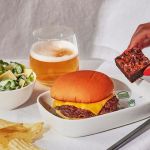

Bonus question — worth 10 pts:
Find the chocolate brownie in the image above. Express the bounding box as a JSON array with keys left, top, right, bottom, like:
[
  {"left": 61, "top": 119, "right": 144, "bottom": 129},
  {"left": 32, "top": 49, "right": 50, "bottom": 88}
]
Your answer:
[{"left": 115, "top": 49, "right": 150, "bottom": 82}]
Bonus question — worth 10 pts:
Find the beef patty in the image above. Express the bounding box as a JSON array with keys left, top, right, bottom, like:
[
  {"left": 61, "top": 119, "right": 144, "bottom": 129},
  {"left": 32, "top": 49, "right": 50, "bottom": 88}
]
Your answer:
[{"left": 55, "top": 96, "right": 118, "bottom": 119}]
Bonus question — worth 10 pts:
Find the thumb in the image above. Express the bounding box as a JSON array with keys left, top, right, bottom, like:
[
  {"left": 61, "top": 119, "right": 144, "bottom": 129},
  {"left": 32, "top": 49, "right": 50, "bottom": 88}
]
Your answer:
[{"left": 144, "top": 66, "right": 150, "bottom": 76}]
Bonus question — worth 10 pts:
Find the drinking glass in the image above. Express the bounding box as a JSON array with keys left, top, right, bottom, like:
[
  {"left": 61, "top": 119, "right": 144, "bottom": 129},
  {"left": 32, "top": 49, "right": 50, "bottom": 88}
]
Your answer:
[{"left": 30, "top": 25, "right": 79, "bottom": 86}]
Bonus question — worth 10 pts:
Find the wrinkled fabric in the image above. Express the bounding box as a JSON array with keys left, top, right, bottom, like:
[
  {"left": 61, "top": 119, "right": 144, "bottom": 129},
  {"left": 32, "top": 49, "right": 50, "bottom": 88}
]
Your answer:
[
  {"left": 0, "top": 0, "right": 150, "bottom": 60},
  {"left": 0, "top": 0, "right": 101, "bottom": 59}
]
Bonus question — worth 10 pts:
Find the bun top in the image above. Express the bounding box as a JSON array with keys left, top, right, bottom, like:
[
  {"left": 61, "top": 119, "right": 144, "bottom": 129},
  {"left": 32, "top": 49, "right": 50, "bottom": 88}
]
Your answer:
[{"left": 51, "top": 70, "right": 114, "bottom": 103}]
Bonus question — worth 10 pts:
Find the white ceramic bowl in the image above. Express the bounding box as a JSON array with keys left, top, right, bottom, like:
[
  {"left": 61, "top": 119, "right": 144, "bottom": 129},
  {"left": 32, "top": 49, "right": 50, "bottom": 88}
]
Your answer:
[
  {"left": 0, "top": 73, "right": 36, "bottom": 110},
  {"left": 37, "top": 75, "right": 150, "bottom": 137}
]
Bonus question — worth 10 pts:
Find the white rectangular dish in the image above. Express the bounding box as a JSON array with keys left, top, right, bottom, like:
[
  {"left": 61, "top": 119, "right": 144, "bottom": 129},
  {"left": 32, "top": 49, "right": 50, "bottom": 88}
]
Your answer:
[{"left": 37, "top": 75, "right": 150, "bottom": 137}]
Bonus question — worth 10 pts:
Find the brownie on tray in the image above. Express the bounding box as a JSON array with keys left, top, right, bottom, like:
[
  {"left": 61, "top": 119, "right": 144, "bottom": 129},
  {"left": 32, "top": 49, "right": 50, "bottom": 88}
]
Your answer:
[{"left": 115, "top": 49, "right": 150, "bottom": 82}]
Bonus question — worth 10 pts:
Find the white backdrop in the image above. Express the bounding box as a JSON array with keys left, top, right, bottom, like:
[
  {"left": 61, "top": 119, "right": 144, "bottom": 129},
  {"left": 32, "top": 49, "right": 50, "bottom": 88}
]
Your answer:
[
  {"left": 0, "top": 0, "right": 150, "bottom": 59},
  {"left": 0, "top": 1, "right": 150, "bottom": 150}
]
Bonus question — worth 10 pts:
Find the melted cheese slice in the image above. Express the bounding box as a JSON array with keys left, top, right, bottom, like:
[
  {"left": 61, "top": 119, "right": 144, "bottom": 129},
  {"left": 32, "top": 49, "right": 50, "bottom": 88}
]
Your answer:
[{"left": 53, "top": 94, "right": 114, "bottom": 115}]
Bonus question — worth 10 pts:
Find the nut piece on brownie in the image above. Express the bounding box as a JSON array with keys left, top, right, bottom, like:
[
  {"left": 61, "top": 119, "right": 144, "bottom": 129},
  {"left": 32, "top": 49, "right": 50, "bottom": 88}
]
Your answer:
[{"left": 115, "top": 49, "right": 150, "bottom": 82}]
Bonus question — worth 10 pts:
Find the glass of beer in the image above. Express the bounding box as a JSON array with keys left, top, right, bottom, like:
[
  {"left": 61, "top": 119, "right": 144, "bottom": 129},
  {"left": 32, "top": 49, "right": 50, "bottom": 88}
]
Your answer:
[{"left": 30, "top": 25, "right": 79, "bottom": 86}]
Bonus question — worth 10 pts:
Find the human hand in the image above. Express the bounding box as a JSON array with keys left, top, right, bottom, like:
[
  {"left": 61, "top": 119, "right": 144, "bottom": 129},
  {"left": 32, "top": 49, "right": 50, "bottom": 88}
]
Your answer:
[
  {"left": 128, "top": 23, "right": 150, "bottom": 50},
  {"left": 127, "top": 23, "right": 150, "bottom": 76}
]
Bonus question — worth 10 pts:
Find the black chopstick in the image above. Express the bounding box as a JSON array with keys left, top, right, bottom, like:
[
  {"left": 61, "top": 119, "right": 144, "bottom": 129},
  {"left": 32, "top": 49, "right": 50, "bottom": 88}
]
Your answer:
[{"left": 107, "top": 119, "right": 150, "bottom": 150}]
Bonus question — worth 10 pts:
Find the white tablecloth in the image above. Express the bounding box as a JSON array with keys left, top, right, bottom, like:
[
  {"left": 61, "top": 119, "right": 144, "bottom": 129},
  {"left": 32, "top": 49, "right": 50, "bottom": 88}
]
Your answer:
[{"left": 0, "top": 60, "right": 150, "bottom": 150}]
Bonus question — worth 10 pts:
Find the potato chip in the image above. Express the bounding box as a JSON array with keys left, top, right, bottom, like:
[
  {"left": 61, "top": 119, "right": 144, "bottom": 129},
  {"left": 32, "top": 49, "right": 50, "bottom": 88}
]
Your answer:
[
  {"left": 8, "top": 138, "right": 40, "bottom": 150},
  {"left": 0, "top": 124, "right": 27, "bottom": 132},
  {"left": 0, "top": 131, "right": 33, "bottom": 143},
  {"left": 0, "top": 136, "right": 9, "bottom": 148},
  {"left": 0, "top": 144, "right": 8, "bottom": 150},
  {"left": 0, "top": 119, "right": 44, "bottom": 149},
  {"left": 23, "top": 122, "right": 44, "bottom": 141},
  {"left": 0, "top": 119, "right": 16, "bottom": 129}
]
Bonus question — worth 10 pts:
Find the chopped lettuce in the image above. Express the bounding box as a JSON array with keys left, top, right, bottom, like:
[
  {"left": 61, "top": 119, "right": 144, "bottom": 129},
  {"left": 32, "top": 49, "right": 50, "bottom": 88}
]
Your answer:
[
  {"left": 10, "top": 62, "right": 25, "bottom": 74},
  {"left": 0, "top": 80, "right": 17, "bottom": 91},
  {"left": 0, "top": 60, "right": 34, "bottom": 91}
]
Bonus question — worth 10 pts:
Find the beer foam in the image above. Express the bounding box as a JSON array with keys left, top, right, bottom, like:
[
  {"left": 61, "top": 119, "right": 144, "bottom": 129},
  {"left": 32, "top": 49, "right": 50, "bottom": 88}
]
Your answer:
[{"left": 30, "top": 40, "right": 78, "bottom": 62}]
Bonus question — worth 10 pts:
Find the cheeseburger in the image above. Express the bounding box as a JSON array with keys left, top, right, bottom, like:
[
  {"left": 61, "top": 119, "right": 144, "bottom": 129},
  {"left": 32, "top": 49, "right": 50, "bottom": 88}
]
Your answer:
[{"left": 51, "top": 70, "right": 118, "bottom": 119}]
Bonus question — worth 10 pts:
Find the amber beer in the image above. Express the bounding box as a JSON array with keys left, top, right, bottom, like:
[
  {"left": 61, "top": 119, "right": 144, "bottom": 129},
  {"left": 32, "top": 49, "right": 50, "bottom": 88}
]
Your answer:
[{"left": 30, "top": 40, "right": 79, "bottom": 86}]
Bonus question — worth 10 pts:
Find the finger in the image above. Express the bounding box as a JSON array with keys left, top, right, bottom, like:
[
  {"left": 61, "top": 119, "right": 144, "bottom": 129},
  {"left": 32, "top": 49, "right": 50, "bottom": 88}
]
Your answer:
[
  {"left": 128, "top": 34, "right": 143, "bottom": 50},
  {"left": 132, "top": 23, "right": 150, "bottom": 38},
  {"left": 144, "top": 66, "right": 150, "bottom": 76},
  {"left": 128, "top": 23, "right": 150, "bottom": 49},
  {"left": 128, "top": 31, "right": 148, "bottom": 49},
  {"left": 133, "top": 34, "right": 150, "bottom": 49},
  {"left": 127, "top": 27, "right": 141, "bottom": 49},
  {"left": 128, "top": 37, "right": 144, "bottom": 50},
  {"left": 131, "top": 24, "right": 144, "bottom": 38},
  {"left": 140, "top": 38, "right": 150, "bottom": 49}
]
